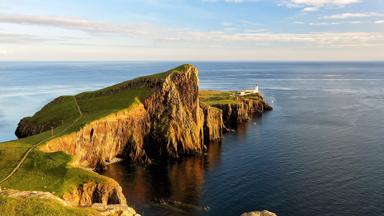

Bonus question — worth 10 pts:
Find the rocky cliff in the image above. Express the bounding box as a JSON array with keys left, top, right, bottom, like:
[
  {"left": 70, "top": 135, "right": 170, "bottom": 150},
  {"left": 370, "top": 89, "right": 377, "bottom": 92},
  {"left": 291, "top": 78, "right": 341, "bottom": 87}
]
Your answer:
[
  {"left": 17, "top": 64, "right": 271, "bottom": 170},
  {"left": 213, "top": 95, "right": 272, "bottom": 129}
]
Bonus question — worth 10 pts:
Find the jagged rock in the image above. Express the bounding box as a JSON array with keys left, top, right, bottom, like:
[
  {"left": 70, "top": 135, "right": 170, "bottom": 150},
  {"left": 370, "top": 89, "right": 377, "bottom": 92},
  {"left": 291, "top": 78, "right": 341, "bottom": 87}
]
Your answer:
[
  {"left": 143, "top": 65, "right": 205, "bottom": 158},
  {"left": 200, "top": 102, "right": 223, "bottom": 142},
  {"left": 241, "top": 210, "right": 277, "bottom": 216},
  {"left": 213, "top": 96, "right": 271, "bottom": 129}
]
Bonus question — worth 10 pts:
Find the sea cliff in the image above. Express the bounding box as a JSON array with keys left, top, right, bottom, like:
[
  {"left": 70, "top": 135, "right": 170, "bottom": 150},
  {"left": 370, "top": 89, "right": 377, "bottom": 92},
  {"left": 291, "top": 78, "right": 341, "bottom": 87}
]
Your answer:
[{"left": 16, "top": 64, "right": 271, "bottom": 170}]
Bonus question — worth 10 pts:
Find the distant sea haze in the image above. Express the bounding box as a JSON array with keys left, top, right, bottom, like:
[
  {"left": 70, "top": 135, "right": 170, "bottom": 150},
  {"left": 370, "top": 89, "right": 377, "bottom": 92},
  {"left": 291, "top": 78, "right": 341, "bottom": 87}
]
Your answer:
[{"left": 1, "top": 62, "right": 384, "bottom": 216}]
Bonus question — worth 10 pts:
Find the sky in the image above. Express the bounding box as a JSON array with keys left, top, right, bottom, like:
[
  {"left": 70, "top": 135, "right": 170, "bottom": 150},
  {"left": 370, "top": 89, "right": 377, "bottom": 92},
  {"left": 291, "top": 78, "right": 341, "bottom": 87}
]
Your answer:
[{"left": 0, "top": 0, "right": 383, "bottom": 61}]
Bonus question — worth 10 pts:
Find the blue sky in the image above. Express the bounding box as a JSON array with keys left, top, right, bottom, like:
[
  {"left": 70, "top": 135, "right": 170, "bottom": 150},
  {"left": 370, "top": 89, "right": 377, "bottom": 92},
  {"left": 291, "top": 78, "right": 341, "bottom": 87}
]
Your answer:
[{"left": 0, "top": 0, "right": 383, "bottom": 61}]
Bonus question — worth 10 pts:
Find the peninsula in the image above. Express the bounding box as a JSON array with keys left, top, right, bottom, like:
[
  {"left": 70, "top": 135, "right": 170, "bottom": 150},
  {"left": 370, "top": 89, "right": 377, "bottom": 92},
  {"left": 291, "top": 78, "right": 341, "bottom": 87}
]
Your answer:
[{"left": 0, "top": 64, "right": 271, "bottom": 215}]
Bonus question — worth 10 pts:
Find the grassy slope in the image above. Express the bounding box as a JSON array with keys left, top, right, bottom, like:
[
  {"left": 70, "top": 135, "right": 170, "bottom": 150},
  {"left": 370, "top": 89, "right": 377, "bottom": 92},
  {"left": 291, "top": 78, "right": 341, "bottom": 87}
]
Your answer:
[
  {"left": 0, "top": 66, "right": 177, "bottom": 202},
  {"left": 199, "top": 90, "right": 264, "bottom": 106},
  {"left": 199, "top": 90, "right": 239, "bottom": 105},
  {"left": 0, "top": 195, "right": 101, "bottom": 216}
]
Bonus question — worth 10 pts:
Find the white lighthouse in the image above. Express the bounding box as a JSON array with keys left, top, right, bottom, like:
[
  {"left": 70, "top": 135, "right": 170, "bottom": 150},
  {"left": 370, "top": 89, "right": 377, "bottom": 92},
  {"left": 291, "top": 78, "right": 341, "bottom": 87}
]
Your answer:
[
  {"left": 253, "top": 84, "right": 259, "bottom": 94},
  {"left": 239, "top": 84, "right": 260, "bottom": 96}
]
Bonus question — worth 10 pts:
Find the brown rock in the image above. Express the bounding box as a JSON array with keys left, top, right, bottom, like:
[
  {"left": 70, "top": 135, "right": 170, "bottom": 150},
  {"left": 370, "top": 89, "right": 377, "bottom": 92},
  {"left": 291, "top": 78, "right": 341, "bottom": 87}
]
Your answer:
[
  {"left": 241, "top": 210, "right": 277, "bottom": 216},
  {"left": 63, "top": 179, "right": 126, "bottom": 207}
]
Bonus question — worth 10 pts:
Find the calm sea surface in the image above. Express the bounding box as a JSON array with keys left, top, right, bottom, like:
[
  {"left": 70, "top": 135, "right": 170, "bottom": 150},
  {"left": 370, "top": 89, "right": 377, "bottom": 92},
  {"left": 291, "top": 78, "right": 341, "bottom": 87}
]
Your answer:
[{"left": 1, "top": 62, "right": 384, "bottom": 216}]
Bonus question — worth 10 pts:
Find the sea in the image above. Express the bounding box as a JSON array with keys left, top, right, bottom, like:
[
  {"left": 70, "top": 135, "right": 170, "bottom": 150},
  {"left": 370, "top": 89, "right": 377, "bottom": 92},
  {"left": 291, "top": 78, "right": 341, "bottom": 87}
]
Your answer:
[{"left": 1, "top": 62, "right": 383, "bottom": 216}]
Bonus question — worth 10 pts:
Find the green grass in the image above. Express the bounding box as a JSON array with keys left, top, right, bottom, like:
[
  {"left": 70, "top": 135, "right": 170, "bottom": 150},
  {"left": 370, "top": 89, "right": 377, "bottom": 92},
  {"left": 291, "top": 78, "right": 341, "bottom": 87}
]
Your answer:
[
  {"left": 0, "top": 195, "right": 101, "bottom": 216},
  {"left": 199, "top": 90, "right": 240, "bottom": 105},
  {"left": 72, "top": 88, "right": 151, "bottom": 132},
  {"left": 0, "top": 141, "right": 31, "bottom": 180},
  {"left": 199, "top": 90, "right": 264, "bottom": 106},
  {"left": 1, "top": 150, "right": 104, "bottom": 196},
  {"left": 24, "top": 96, "right": 80, "bottom": 126}
]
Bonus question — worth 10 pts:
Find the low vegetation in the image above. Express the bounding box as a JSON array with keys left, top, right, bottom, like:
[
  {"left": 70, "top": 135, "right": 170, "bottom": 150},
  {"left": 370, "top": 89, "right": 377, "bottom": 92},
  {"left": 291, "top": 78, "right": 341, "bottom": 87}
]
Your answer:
[
  {"left": 0, "top": 195, "right": 100, "bottom": 216},
  {"left": 199, "top": 90, "right": 239, "bottom": 105}
]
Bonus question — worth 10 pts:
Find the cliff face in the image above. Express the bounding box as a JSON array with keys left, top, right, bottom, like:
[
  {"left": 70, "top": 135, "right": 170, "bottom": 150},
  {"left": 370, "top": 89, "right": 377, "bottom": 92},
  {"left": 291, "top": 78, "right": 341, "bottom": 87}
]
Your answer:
[
  {"left": 200, "top": 102, "right": 223, "bottom": 142},
  {"left": 23, "top": 64, "right": 270, "bottom": 169},
  {"left": 43, "top": 104, "right": 150, "bottom": 168},
  {"left": 214, "top": 97, "right": 272, "bottom": 129},
  {"left": 143, "top": 66, "right": 205, "bottom": 158},
  {"left": 42, "top": 65, "right": 208, "bottom": 168}
]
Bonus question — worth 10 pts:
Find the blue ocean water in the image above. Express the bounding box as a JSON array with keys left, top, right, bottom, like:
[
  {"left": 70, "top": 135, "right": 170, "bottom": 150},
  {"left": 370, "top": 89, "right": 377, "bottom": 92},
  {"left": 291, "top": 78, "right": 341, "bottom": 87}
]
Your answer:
[{"left": 1, "top": 62, "right": 384, "bottom": 216}]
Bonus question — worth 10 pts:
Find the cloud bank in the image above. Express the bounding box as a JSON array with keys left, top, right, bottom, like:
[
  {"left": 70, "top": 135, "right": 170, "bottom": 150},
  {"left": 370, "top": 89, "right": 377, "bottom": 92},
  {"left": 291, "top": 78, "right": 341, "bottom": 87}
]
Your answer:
[
  {"left": 284, "top": 0, "right": 360, "bottom": 12},
  {"left": 1, "top": 13, "right": 384, "bottom": 48},
  {"left": 323, "top": 12, "right": 384, "bottom": 20}
]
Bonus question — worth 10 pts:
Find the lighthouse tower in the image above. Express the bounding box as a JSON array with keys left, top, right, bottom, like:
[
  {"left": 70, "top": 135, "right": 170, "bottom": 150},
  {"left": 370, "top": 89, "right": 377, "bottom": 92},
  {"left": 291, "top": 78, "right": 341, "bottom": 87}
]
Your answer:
[{"left": 253, "top": 84, "right": 259, "bottom": 93}]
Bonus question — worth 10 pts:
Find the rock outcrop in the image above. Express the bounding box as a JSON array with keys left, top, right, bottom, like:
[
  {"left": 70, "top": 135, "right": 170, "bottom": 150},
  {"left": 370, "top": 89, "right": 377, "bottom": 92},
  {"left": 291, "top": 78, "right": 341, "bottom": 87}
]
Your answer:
[
  {"left": 143, "top": 65, "right": 205, "bottom": 158},
  {"left": 213, "top": 96, "right": 272, "bottom": 129},
  {"left": 62, "top": 179, "right": 126, "bottom": 207},
  {"left": 0, "top": 188, "right": 140, "bottom": 216},
  {"left": 19, "top": 64, "right": 270, "bottom": 169},
  {"left": 15, "top": 97, "right": 68, "bottom": 138},
  {"left": 241, "top": 210, "right": 277, "bottom": 216},
  {"left": 200, "top": 102, "right": 224, "bottom": 141}
]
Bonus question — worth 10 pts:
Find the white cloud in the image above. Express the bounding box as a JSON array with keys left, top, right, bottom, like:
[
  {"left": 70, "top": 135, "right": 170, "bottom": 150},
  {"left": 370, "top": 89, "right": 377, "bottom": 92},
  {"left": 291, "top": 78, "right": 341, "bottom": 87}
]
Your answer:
[
  {"left": 324, "top": 12, "right": 384, "bottom": 19},
  {"left": 283, "top": 0, "right": 360, "bottom": 12},
  {"left": 1, "top": 13, "right": 384, "bottom": 50},
  {"left": 0, "top": 13, "right": 153, "bottom": 36},
  {"left": 0, "top": 32, "right": 47, "bottom": 43},
  {"left": 303, "top": 7, "right": 319, "bottom": 12},
  {"left": 309, "top": 22, "right": 340, "bottom": 26},
  {"left": 375, "top": 20, "right": 384, "bottom": 24}
]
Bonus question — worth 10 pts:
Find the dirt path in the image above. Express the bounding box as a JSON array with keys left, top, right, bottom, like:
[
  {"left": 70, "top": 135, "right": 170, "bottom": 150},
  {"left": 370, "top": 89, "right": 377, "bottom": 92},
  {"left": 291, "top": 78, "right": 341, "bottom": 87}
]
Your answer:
[{"left": 0, "top": 96, "right": 82, "bottom": 185}]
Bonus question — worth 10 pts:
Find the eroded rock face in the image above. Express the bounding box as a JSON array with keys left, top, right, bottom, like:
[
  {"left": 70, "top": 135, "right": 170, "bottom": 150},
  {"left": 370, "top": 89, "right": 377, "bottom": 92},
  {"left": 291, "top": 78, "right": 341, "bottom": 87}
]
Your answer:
[
  {"left": 214, "top": 96, "right": 272, "bottom": 129},
  {"left": 143, "top": 65, "right": 205, "bottom": 158},
  {"left": 43, "top": 104, "right": 150, "bottom": 168},
  {"left": 62, "top": 179, "right": 126, "bottom": 206},
  {"left": 200, "top": 102, "right": 224, "bottom": 142}
]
